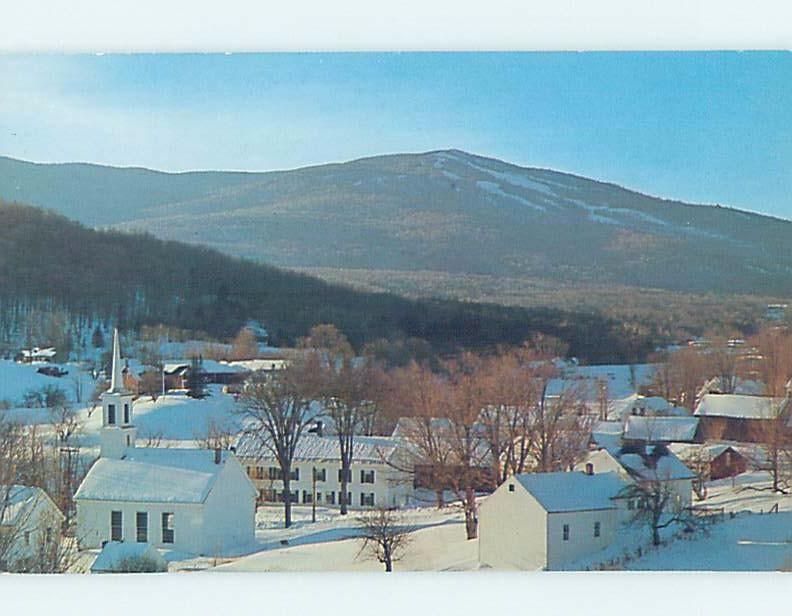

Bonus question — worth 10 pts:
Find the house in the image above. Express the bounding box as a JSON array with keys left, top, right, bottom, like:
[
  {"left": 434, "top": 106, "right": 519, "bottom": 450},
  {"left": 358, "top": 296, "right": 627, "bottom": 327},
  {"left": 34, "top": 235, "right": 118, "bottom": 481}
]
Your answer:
[
  {"left": 0, "top": 484, "right": 65, "bottom": 570},
  {"left": 234, "top": 431, "right": 413, "bottom": 509},
  {"left": 90, "top": 540, "right": 168, "bottom": 573},
  {"left": 576, "top": 444, "right": 694, "bottom": 510},
  {"left": 694, "top": 393, "right": 787, "bottom": 442},
  {"left": 669, "top": 443, "right": 749, "bottom": 481},
  {"left": 17, "top": 346, "right": 57, "bottom": 363},
  {"left": 622, "top": 415, "right": 701, "bottom": 445},
  {"left": 74, "top": 331, "right": 257, "bottom": 557},
  {"left": 478, "top": 470, "right": 630, "bottom": 570},
  {"left": 162, "top": 359, "right": 250, "bottom": 390}
]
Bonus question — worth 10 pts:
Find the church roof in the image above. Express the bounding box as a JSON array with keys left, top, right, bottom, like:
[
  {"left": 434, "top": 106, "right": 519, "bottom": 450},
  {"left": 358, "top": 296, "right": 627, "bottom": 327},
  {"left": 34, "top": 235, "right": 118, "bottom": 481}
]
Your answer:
[{"left": 75, "top": 448, "right": 233, "bottom": 504}]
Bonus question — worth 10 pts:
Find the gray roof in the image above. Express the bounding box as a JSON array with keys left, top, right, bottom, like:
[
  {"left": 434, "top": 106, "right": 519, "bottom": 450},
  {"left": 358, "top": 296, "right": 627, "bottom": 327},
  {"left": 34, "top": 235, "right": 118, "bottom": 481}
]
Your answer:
[
  {"left": 234, "top": 432, "right": 398, "bottom": 464},
  {"left": 75, "top": 448, "right": 235, "bottom": 504},
  {"left": 615, "top": 445, "right": 695, "bottom": 481},
  {"left": 623, "top": 416, "right": 700, "bottom": 443},
  {"left": 695, "top": 394, "right": 784, "bottom": 419},
  {"left": 513, "top": 471, "right": 629, "bottom": 513}
]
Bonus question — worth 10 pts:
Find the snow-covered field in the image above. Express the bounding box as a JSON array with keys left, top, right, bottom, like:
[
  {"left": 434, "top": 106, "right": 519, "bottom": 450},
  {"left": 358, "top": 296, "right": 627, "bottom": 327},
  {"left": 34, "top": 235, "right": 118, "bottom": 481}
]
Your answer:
[{"left": 207, "top": 504, "right": 478, "bottom": 573}]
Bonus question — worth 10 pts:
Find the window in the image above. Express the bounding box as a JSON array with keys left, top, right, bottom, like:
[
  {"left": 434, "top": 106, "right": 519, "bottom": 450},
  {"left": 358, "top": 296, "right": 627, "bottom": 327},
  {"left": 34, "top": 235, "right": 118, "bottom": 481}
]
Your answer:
[
  {"left": 136, "top": 512, "right": 148, "bottom": 543},
  {"left": 126, "top": 435, "right": 131, "bottom": 447},
  {"left": 123, "top": 404, "right": 130, "bottom": 424},
  {"left": 268, "top": 467, "right": 281, "bottom": 480},
  {"left": 255, "top": 466, "right": 265, "bottom": 480},
  {"left": 326, "top": 491, "right": 336, "bottom": 505},
  {"left": 316, "top": 492, "right": 322, "bottom": 503},
  {"left": 24, "top": 531, "right": 30, "bottom": 546},
  {"left": 338, "top": 468, "right": 352, "bottom": 483},
  {"left": 361, "top": 493, "right": 375, "bottom": 507},
  {"left": 627, "top": 499, "right": 635, "bottom": 511},
  {"left": 291, "top": 491, "right": 299, "bottom": 503},
  {"left": 162, "top": 513, "right": 174, "bottom": 544},
  {"left": 291, "top": 468, "right": 300, "bottom": 481},
  {"left": 360, "top": 470, "right": 375, "bottom": 484},
  {"left": 107, "top": 404, "right": 116, "bottom": 425},
  {"left": 246, "top": 466, "right": 253, "bottom": 477},
  {"left": 303, "top": 490, "right": 313, "bottom": 504},
  {"left": 508, "top": 484, "right": 515, "bottom": 492},
  {"left": 594, "top": 522, "right": 601, "bottom": 538},
  {"left": 562, "top": 524, "right": 570, "bottom": 541},
  {"left": 111, "top": 511, "right": 123, "bottom": 542},
  {"left": 338, "top": 491, "right": 352, "bottom": 506},
  {"left": 45, "top": 527, "right": 52, "bottom": 544},
  {"left": 314, "top": 468, "right": 327, "bottom": 482}
]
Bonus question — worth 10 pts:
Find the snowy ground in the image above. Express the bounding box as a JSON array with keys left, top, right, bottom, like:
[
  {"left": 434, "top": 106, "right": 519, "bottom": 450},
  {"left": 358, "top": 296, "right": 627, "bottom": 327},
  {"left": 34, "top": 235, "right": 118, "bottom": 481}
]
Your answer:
[{"left": 207, "top": 504, "right": 478, "bottom": 573}]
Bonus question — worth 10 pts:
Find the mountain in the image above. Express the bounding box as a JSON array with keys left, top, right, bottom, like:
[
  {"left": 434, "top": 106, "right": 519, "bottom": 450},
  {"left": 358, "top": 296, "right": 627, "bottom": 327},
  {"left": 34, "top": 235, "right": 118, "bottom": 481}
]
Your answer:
[
  {"left": 0, "top": 203, "right": 654, "bottom": 363},
  {"left": 2, "top": 150, "right": 791, "bottom": 301}
]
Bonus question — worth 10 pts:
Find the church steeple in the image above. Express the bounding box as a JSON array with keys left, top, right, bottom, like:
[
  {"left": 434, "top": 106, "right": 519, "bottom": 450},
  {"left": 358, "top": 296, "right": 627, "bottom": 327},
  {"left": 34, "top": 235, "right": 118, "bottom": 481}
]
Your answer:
[
  {"left": 100, "top": 328, "right": 137, "bottom": 459},
  {"left": 108, "top": 328, "right": 127, "bottom": 394}
]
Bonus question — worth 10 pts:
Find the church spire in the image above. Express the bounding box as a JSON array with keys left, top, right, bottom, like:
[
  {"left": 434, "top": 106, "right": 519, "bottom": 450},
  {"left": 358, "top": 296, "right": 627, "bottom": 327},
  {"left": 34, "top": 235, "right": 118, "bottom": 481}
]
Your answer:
[{"left": 109, "top": 328, "right": 126, "bottom": 393}]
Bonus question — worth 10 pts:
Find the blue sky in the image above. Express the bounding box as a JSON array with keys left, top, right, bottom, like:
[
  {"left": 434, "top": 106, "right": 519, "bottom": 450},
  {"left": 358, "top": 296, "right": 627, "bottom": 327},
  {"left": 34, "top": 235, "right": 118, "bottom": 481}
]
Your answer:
[{"left": 1, "top": 52, "right": 790, "bottom": 218}]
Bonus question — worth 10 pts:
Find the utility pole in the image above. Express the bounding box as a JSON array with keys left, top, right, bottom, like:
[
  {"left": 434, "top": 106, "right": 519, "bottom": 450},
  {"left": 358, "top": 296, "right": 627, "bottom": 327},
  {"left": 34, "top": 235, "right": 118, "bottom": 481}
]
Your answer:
[{"left": 312, "top": 466, "right": 317, "bottom": 523}]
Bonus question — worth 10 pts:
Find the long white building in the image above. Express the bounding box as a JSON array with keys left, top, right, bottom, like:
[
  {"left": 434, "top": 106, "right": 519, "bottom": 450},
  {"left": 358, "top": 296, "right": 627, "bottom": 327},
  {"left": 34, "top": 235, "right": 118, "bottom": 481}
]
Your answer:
[{"left": 234, "top": 431, "right": 413, "bottom": 509}]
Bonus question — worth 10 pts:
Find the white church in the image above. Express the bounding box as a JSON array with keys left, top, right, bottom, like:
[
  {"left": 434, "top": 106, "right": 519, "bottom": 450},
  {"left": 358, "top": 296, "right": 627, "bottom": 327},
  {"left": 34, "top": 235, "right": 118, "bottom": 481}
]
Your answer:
[{"left": 74, "top": 331, "right": 257, "bottom": 557}]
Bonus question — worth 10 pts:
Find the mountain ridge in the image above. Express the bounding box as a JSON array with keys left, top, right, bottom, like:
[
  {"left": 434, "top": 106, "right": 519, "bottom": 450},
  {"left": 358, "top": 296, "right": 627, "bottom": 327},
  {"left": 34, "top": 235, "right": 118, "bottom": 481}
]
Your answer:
[{"left": 2, "top": 149, "right": 792, "bottom": 298}]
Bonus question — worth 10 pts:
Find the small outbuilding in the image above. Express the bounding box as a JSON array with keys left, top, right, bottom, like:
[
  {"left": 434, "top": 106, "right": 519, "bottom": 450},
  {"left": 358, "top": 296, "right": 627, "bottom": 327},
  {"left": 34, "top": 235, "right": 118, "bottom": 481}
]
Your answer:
[{"left": 479, "top": 471, "right": 629, "bottom": 570}]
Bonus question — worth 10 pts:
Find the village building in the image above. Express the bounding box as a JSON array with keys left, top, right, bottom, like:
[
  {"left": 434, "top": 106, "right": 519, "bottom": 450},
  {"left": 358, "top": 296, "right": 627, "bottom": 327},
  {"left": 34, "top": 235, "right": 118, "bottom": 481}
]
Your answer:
[
  {"left": 694, "top": 393, "right": 787, "bottom": 442},
  {"left": 669, "top": 443, "right": 750, "bottom": 481},
  {"left": 576, "top": 444, "right": 694, "bottom": 510},
  {"left": 74, "top": 331, "right": 257, "bottom": 556},
  {"left": 162, "top": 359, "right": 250, "bottom": 390},
  {"left": 622, "top": 415, "right": 701, "bottom": 445},
  {"left": 0, "top": 485, "right": 65, "bottom": 570},
  {"left": 234, "top": 431, "right": 413, "bottom": 509},
  {"left": 17, "top": 346, "right": 57, "bottom": 363},
  {"left": 479, "top": 470, "right": 630, "bottom": 570}
]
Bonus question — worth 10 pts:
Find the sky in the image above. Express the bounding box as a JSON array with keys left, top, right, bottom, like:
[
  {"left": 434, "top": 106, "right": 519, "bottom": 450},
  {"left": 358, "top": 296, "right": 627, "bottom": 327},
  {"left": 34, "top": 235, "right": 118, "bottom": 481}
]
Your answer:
[{"left": 1, "top": 52, "right": 790, "bottom": 218}]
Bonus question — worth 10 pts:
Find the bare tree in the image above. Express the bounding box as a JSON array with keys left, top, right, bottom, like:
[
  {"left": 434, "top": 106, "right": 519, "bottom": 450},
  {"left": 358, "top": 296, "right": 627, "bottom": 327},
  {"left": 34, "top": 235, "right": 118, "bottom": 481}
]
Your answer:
[
  {"left": 442, "top": 353, "right": 490, "bottom": 540},
  {"left": 754, "top": 402, "right": 792, "bottom": 494},
  {"left": 620, "top": 476, "right": 705, "bottom": 546},
  {"left": 356, "top": 508, "right": 414, "bottom": 572},
  {"left": 651, "top": 346, "right": 710, "bottom": 410},
  {"left": 237, "top": 356, "right": 321, "bottom": 527},
  {"left": 196, "top": 420, "right": 236, "bottom": 451},
  {"left": 679, "top": 447, "right": 712, "bottom": 501},
  {"left": 231, "top": 327, "right": 260, "bottom": 360},
  {"left": 530, "top": 379, "right": 591, "bottom": 473},
  {"left": 386, "top": 363, "right": 455, "bottom": 508}
]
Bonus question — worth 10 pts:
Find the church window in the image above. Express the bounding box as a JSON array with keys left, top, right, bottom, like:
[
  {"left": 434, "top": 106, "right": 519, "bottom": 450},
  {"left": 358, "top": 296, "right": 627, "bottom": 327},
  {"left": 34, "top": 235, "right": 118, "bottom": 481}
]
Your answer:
[
  {"left": 136, "top": 511, "right": 148, "bottom": 543},
  {"left": 108, "top": 404, "right": 116, "bottom": 425},
  {"left": 111, "top": 511, "right": 123, "bottom": 541},
  {"left": 162, "top": 513, "right": 174, "bottom": 544},
  {"left": 123, "top": 404, "right": 130, "bottom": 424}
]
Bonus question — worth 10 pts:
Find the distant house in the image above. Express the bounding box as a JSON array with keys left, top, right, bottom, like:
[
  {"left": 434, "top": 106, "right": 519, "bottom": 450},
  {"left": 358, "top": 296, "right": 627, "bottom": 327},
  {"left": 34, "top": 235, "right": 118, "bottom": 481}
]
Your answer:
[
  {"left": 17, "top": 347, "right": 57, "bottom": 363},
  {"left": 162, "top": 359, "right": 250, "bottom": 390},
  {"left": 479, "top": 470, "right": 630, "bottom": 570},
  {"left": 576, "top": 444, "right": 694, "bottom": 510},
  {"left": 670, "top": 443, "right": 749, "bottom": 481},
  {"left": 766, "top": 304, "right": 788, "bottom": 321},
  {"left": 622, "top": 415, "right": 701, "bottom": 445},
  {"left": 234, "top": 431, "right": 413, "bottom": 509},
  {"left": 75, "top": 331, "right": 257, "bottom": 557},
  {"left": 0, "top": 485, "right": 65, "bottom": 570},
  {"left": 694, "top": 394, "right": 787, "bottom": 442}
]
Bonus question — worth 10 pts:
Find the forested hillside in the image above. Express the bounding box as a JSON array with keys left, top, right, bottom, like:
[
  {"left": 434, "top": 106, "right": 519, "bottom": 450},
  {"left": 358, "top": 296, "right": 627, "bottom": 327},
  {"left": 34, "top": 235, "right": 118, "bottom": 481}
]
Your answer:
[{"left": 0, "top": 202, "right": 659, "bottom": 362}]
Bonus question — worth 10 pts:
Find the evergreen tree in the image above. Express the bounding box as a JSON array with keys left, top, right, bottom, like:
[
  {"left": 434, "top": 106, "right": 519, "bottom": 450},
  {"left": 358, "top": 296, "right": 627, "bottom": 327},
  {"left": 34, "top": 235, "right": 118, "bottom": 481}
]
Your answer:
[
  {"left": 91, "top": 326, "right": 105, "bottom": 349},
  {"left": 186, "top": 355, "right": 206, "bottom": 399}
]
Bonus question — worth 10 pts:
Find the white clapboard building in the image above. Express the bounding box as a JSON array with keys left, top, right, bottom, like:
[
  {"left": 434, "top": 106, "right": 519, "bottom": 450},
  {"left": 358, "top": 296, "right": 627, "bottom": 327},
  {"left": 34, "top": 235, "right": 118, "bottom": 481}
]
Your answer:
[
  {"left": 75, "top": 331, "right": 257, "bottom": 557},
  {"left": 479, "top": 470, "right": 630, "bottom": 570},
  {"left": 235, "top": 430, "right": 413, "bottom": 509}
]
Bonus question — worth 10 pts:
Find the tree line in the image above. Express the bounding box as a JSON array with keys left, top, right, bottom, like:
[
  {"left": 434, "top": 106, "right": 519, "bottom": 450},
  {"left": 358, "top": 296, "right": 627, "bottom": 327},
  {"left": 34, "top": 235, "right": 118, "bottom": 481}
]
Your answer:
[{"left": 0, "top": 201, "right": 661, "bottom": 363}]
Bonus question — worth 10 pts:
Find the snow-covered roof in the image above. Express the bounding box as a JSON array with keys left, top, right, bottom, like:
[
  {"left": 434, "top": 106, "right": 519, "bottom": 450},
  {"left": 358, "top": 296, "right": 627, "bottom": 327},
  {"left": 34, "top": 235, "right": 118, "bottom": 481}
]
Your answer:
[
  {"left": 590, "top": 420, "right": 623, "bottom": 450},
  {"left": 234, "top": 432, "right": 399, "bottom": 464},
  {"left": 694, "top": 394, "right": 783, "bottom": 420},
  {"left": 615, "top": 445, "right": 695, "bottom": 481},
  {"left": 0, "top": 485, "right": 59, "bottom": 526},
  {"left": 163, "top": 360, "right": 249, "bottom": 375},
  {"left": 668, "top": 442, "right": 744, "bottom": 461},
  {"left": 20, "top": 347, "right": 57, "bottom": 359},
  {"left": 228, "top": 359, "right": 289, "bottom": 372},
  {"left": 513, "top": 471, "right": 629, "bottom": 513},
  {"left": 623, "top": 416, "right": 700, "bottom": 443},
  {"left": 91, "top": 541, "right": 167, "bottom": 573},
  {"left": 75, "top": 448, "right": 233, "bottom": 504}
]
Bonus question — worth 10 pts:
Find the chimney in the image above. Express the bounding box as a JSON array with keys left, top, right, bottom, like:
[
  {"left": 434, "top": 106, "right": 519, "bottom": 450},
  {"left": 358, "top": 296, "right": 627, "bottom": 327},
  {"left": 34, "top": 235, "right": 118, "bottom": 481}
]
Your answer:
[
  {"left": 214, "top": 448, "right": 222, "bottom": 465},
  {"left": 316, "top": 420, "right": 324, "bottom": 438},
  {"left": 585, "top": 462, "right": 594, "bottom": 476}
]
